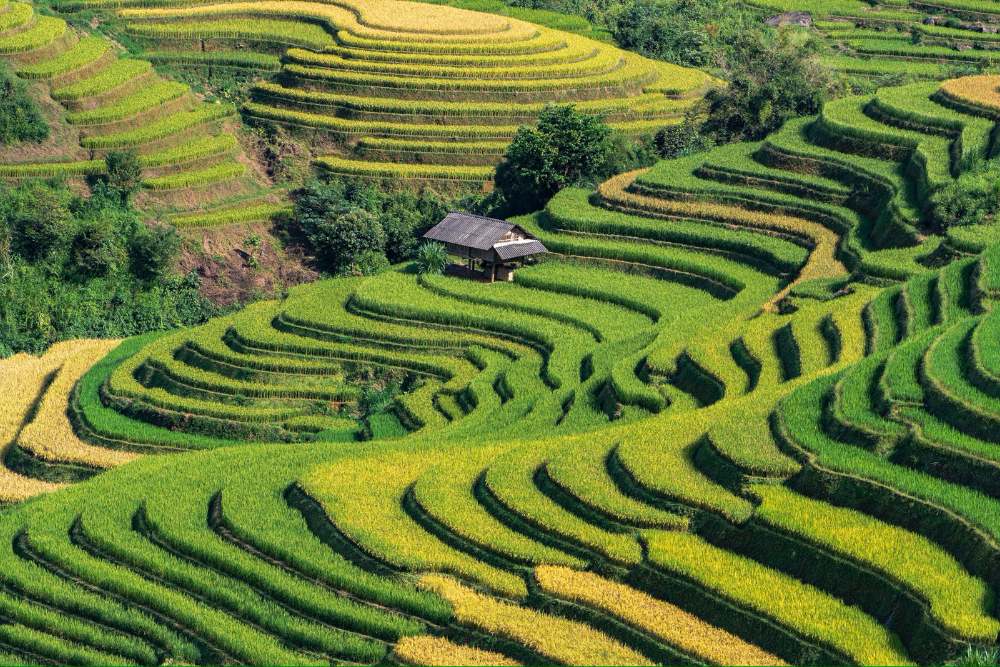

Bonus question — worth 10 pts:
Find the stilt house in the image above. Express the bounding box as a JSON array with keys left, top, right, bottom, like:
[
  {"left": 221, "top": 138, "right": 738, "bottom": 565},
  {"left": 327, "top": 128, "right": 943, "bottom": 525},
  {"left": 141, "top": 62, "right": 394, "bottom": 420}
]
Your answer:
[{"left": 423, "top": 212, "right": 548, "bottom": 282}]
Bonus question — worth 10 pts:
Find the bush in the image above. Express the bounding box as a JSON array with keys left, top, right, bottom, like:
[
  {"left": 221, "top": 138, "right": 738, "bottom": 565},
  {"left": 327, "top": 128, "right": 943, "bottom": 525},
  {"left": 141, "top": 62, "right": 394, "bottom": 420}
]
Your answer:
[
  {"left": 654, "top": 112, "right": 713, "bottom": 159},
  {"left": 0, "top": 65, "right": 48, "bottom": 145},
  {"left": 416, "top": 242, "right": 448, "bottom": 275},
  {"left": 301, "top": 206, "right": 387, "bottom": 274},
  {"left": 610, "top": 0, "right": 757, "bottom": 67},
  {"left": 8, "top": 182, "right": 71, "bottom": 261},
  {"left": 130, "top": 224, "right": 180, "bottom": 283},
  {"left": 703, "top": 30, "right": 837, "bottom": 143},
  {"left": 494, "top": 105, "right": 617, "bottom": 214},
  {"left": 286, "top": 178, "right": 450, "bottom": 271},
  {"left": 0, "top": 181, "right": 215, "bottom": 355},
  {"left": 930, "top": 160, "right": 1000, "bottom": 231},
  {"left": 104, "top": 150, "right": 143, "bottom": 203},
  {"left": 68, "top": 218, "right": 123, "bottom": 281},
  {"left": 347, "top": 249, "right": 391, "bottom": 276}
]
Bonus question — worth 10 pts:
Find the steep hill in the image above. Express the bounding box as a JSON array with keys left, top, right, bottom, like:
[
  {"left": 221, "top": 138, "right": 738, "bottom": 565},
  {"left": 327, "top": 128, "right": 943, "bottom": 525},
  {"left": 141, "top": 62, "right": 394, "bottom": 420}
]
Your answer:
[
  {"left": 0, "top": 1, "right": 274, "bottom": 217},
  {"left": 0, "top": 74, "right": 998, "bottom": 665}
]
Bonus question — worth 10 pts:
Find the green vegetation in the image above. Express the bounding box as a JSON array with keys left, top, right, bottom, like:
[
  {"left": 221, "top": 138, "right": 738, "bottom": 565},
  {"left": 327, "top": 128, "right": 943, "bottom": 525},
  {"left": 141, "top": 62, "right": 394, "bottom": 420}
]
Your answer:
[
  {"left": 0, "top": 180, "right": 215, "bottom": 355},
  {"left": 0, "top": 63, "right": 47, "bottom": 143},
  {"left": 3, "top": 0, "right": 1000, "bottom": 665}
]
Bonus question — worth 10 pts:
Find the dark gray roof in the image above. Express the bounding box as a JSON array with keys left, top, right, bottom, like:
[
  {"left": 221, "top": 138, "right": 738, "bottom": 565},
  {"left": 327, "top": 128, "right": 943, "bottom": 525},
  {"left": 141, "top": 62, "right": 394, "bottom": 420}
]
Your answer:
[
  {"left": 494, "top": 239, "right": 547, "bottom": 260},
  {"left": 423, "top": 212, "right": 514, "bottom": 250}
]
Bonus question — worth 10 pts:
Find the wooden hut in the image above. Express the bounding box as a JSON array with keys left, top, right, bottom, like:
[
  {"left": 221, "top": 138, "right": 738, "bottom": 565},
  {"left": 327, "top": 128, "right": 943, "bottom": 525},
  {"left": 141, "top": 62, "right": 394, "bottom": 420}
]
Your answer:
[{"left": 423, "top": 212, "right": 548, "bottom": 282}]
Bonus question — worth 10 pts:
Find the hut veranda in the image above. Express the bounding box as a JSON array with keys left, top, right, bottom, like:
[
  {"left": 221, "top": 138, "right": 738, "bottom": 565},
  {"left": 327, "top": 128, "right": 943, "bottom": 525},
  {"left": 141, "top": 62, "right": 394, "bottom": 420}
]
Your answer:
[{"left": 423, "top": 212, "right": 548, "bottom": 282}]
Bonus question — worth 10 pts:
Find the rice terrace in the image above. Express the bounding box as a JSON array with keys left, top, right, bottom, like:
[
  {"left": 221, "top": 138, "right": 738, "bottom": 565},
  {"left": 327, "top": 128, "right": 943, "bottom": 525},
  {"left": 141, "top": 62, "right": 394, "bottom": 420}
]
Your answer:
[{"left": 3, "top": 0, "right": 1000, "bottom": 663}]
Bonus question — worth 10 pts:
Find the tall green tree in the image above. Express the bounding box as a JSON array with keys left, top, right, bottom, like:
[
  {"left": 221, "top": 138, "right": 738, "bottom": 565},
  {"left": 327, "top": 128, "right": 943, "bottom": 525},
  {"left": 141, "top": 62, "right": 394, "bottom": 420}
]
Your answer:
[
  {"left": 494, "top": 105, "right": 616, "bottom": 214},
  {"left": 703, "top": 30, "right": 837, "bottom": 143}
]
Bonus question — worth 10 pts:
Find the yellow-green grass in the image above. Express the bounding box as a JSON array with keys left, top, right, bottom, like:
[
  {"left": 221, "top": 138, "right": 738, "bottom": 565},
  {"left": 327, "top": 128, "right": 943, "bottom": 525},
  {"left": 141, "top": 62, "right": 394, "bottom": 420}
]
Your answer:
[
  {"left": 16, "top": 340, "right": 137, "bottom": 471},
  {"left": 66, "top": 80, "right": 188, "bottom": 125},
  {"left": 0, "top": 2, "right": 32, "bottom": 32},
  {"left": 142, "top": 161, "right": 245, "bottom": 190},
  {"left": 14, "top": 35, "right": 107, "bottom": 78},
  {"left": 393, "top": 636, "right": 521, "bottom": 666},
  {"left": 750, "top": 484, "right": 1000, "bottom": 643},
  {"left": 534, "top": 566, "right": 786, "bottom": 666},
  {"left": 51, "top": 58, "right": 152, "bottom": 102},
  {"left": 315, "top": 156, "right": 493, "bottom": 181},
  {"left": 645, "top": 531, "right": 913, "bottom": 665},
  {"left": 419, "top": 574, "right": 653, "bottom": 665},
  {"left": 0, "top": 14, "right": 64, "bottom": 54}
]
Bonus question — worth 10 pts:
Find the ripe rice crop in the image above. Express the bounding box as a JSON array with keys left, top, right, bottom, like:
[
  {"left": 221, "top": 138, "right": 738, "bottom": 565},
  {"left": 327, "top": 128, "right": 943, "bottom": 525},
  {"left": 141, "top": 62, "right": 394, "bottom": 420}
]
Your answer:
[
  {"left": 418, "top": 574, "right": 653, "bottom": 665},
  {"left": 315, "top": 156, "right": 493, "bottom": 181},
  {"left": 534, "top": 565, "right": 786, "bottom": 665},
  {"left": 751, "top": 484, "right": 1000, "bottom": 642},
  {"left": 81, "top": 104, "right": 234, "bottom": 149},
  {"left": 142, "top": 161, "right": 245, "bottom": 190},
  {"left": 392, "top": 636, "right": 521, "bottom": 666},
  {"left": 0, "top": 2, "right": 32, "bottom": 32},
  {"left": 66, "top": 80, "right": 188, "bottom": 125},
  {"left": 14, "top": 35, "right": 107, "bottom": 78},
  {"left": 169, "top": 201, "right": 291, "bottom": 228},
  {"left": 937, "top": 75, "right": 1000, "bottom": 116},
  {"left": 127, "top": 18, "right": 335, "bottom": 51},
  {"left": 51, "top": 58, "right": 152, "bottom": 101},
  {"left": 0, "top": 14, "right": 64, "bottom": 54},
  {"left": 645, "top": 531, "right": 912, "bottom": 665},
  {"left": 144, "top": 49, "right": 280, "bottom": 70},
  {"left": 17, "top": 340, "right": 138, "bottom": 470}
]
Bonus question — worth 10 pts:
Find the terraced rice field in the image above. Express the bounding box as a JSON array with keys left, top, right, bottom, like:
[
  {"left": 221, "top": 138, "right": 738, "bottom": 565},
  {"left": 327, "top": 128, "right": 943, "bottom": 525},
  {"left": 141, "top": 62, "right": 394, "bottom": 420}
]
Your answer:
[
  {"left": 34, "top": 0, "right": 717, "bottom": 183},
  {"left": 0, "top": 1, "right": 260, "bottom": 212},
  {"left": 0, "top": 69, "right": 998, "bottom": 665},
  {"left": 747, "top": 0, "right": 1000, "bottom": 81}
]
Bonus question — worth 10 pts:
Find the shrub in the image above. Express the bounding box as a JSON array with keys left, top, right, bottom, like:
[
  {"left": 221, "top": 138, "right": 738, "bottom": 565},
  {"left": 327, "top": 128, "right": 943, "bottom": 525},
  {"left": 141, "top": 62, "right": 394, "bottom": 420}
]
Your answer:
[
  {"left": 287, "top": 178, "right": 449, "bottom": 269},
  {"left": 415, "top": 241, "right": 448, "bottom": 275},
  {"left": 301, "top": 206, "right": 387, "bottom": 274},
  {"left": 610, "top": 0, "right": 757, "bottom": 67},
  {"left": 654, "top": 111, "right": 713, "bottom": 158},
  {"left": 494, "top": 105, "right": 616, "bottom": 214},
  {"left": 68, "top": 217, "right": 124, "bottom": 281},
  {"left": 129, "top": 224, "right": 179, "bottom": 283},
  {"left": 104, "top": 150, "right": 143, "bottom": 203},
  {"left": 0, "top": 64, "right": 48, "bottom": 144},
  {"left": 8, "top": 182, "right": 72, "bottom": 261},
  {"left": 346, "top": 249, "right": 391, "bottom": 276},
  {"left": 703, "top": 30, "right": 837, "bottom": 143}
]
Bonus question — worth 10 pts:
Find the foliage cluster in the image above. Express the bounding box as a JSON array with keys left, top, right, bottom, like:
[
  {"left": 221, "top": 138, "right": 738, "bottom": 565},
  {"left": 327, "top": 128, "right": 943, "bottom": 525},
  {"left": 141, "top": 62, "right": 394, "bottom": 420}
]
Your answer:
[
  {"left": 0, "top": 179, "right": 215, "bottom": 356},
  {"left": 283, "top": 177, "right": 449, "bottom": 275},
  {"left": 0, "top": 64, "right": 48, "bottom": 144}
]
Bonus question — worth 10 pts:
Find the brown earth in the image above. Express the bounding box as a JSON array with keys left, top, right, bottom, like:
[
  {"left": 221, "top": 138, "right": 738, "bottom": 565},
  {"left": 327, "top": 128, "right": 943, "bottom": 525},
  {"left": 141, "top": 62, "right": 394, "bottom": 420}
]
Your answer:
[{"left": 176, "top": 221, "right": 318, "bottom": 307}]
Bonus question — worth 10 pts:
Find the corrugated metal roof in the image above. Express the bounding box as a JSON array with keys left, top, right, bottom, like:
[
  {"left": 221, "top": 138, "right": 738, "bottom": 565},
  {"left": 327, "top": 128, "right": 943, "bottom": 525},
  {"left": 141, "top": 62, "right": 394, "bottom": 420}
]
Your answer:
[
  {"left": 494, "top": 239, "right": 548, "bottom": 260},
  {"left": 423, "top": 212, "right": 514, "bottom": 250}
]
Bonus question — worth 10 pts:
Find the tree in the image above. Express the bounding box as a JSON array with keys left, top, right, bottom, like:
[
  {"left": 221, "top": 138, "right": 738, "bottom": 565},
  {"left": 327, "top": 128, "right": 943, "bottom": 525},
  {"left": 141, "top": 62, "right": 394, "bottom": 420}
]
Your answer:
[
  {"left": 494, "top": 105, "right": 616, "bottom": 214},
  {"left": 68, "top": 218, "right": 123, "bottom": 281},
  {"left": 129, "top": 224, "right": 180, "bottom": 282},
  {"left": 416, "top": 241, "right": 449, "bottom": 275},
  {"left": 10, "top": 182, "right": 71, "bottom": 261},
  {"left": 0, "top": 65, "right": 48, "bottom": 145},
  {"left": 611, "top": 0, "right": 757, "bottom": 67},
  {"left": 702, "top": 30, "right": 837, "bottom": 143},
  {"left": 104, "top": 150, "right": 143, "bottom": 203},
  {"left": 300, "top": 206, "right": 387, "bottom": 273}
]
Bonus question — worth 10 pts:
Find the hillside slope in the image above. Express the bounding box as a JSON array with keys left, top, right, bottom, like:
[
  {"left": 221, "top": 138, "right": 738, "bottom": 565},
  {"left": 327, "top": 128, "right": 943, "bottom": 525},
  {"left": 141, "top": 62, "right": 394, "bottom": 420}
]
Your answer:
[{"left": 0, "top": 74, "right": 997, "bottom": 665}]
